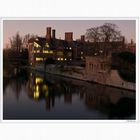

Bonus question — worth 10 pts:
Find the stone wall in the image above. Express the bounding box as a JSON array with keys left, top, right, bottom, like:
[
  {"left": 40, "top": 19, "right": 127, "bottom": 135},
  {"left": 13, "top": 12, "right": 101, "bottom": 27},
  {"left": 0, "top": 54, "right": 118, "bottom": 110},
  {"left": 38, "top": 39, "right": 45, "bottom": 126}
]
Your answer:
[{"left": 85, "top": 56, "right": 135, "bottom": 90}]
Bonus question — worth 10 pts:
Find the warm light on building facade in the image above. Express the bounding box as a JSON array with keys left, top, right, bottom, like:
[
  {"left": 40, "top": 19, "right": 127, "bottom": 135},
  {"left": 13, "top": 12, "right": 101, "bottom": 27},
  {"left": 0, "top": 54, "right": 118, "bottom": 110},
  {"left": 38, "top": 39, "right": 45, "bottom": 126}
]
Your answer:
[
  {"left": 36, "top": 57, "right": 43, "bottom": 61},
  {"left": 57, "top": 57, "right": 64, "bottom": 61},
  {"left": 43, "top": 50, "right": 49, "bottom": 53},
  {"left": 43, "top": 50, "right": 53, "bottom": 54},
  {"left": 49, "top": 50, "right": 53, "bottom": 54},
  {"left": 45, "top": 43, "right": 49, "bottom": 48},
  {"left": 34, "top": 42, "right": 41, "bottom": 48}
]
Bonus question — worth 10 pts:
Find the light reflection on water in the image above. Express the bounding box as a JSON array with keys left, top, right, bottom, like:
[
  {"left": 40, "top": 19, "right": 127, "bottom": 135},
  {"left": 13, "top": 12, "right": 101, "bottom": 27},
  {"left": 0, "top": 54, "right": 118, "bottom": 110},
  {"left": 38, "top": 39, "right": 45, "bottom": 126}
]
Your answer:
[{"left": 3, "top": 67, "right": 136, "bottom": 120}]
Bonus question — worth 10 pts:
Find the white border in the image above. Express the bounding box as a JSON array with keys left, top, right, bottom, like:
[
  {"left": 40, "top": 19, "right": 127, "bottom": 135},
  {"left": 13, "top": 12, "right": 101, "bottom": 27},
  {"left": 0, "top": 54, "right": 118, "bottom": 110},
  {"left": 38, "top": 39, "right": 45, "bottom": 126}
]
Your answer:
[
  {"left": 1, "top": 17, "right": 139, "bottom": 123},
  {"left": 0, "top": 18, "right": 3, "bottom": 122}
]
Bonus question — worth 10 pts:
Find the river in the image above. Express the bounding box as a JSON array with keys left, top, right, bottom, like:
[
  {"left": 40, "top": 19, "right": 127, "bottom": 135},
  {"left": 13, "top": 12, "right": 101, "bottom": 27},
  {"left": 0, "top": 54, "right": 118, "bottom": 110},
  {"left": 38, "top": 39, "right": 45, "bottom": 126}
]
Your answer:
[{"left": 3, "top": 66, "right": 136, "bottom": 120}]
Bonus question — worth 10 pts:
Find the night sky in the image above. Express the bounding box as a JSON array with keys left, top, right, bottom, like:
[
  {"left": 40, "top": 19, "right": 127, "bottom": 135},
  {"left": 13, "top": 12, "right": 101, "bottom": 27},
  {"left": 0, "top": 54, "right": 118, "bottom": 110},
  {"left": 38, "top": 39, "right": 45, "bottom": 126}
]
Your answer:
[{"left": 3, "top": 20, "right": 136, "bottom": 47}]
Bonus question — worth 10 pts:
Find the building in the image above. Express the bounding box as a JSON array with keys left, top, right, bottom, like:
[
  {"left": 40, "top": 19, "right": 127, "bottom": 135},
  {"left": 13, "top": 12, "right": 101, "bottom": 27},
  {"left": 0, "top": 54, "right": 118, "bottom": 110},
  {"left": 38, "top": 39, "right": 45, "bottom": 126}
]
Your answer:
[
  {"left": 85, "top": 55, "right": 135, "bottom": 90},
  {"left": 28, "top": 27, "right": 125, "bottom": 66},
  {"left": 126, "top": 39, "right": 136, "bottom": 54},
  {"left": 28, "top": 27, "right": 77, "bottom": 65}
]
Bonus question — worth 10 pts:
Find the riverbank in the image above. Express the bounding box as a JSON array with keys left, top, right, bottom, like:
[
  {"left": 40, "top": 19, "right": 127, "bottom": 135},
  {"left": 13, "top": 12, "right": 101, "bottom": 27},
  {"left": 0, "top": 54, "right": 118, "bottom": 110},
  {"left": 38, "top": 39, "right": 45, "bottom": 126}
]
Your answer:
[
  {"left": 27, "top": 64, "right": 135, "bottom": 91},
  {"left": 28, "top": 64, "right": 87, "bottom": 81}
]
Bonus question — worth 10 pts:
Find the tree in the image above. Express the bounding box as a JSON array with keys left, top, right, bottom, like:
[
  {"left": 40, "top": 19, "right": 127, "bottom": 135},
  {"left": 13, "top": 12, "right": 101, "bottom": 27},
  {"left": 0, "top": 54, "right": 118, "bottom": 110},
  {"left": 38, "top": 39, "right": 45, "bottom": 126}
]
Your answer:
[
  {"left": 10, "top": 32, "right": 23, "bottom": 52},
  {"left": 23, "top": 34, "right": 30, "bottom": 48},
  {"left": 23, "top": 34, "right": 37, "bottom": 48},
  {"left": 85, "top": 23, "right": 122, "bottom": 43},
  {"left": 100, "top": 23, "right": 121, "bottom": 42},
  {"left": 86, "top": 27, "right": 101, "bottom": 42}
]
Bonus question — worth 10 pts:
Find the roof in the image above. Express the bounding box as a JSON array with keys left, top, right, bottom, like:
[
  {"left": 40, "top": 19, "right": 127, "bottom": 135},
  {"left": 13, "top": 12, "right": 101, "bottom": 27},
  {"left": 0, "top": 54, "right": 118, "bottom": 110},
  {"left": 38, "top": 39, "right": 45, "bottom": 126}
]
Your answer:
[{"left": 28, "top": 36, "right": 124, "bottom": 51}]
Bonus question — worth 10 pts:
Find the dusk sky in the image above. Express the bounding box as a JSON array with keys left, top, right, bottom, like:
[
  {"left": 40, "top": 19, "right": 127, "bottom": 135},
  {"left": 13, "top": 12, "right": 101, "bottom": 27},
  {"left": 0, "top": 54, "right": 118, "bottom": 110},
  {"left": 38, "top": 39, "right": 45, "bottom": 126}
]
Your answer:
[{"left": 3, "top": 20, "right": 136, "bottom": 48}]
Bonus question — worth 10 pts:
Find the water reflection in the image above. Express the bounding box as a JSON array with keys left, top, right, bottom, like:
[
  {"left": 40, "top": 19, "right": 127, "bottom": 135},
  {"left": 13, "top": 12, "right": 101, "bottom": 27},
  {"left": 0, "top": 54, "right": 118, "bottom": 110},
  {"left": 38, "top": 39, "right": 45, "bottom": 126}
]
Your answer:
[
  {"left": 3, "top": 67, "right": 136, "bottom": 120},
  {"left": 3, "top": 67, "right": 28, "bottom": 100}
]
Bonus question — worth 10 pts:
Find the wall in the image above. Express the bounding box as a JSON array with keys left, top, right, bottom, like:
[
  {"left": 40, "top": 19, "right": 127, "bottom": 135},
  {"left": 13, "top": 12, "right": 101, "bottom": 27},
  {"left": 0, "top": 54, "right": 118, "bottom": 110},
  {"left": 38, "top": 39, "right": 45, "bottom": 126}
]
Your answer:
[{"left": 85, "top": 56, "right": 135, "bottom": 91}]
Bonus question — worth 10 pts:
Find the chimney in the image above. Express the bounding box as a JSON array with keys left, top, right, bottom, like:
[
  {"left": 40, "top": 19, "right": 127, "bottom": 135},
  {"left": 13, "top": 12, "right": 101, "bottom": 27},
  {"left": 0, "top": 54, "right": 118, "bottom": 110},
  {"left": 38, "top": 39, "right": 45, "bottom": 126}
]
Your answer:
[
  {"left": 65, "top": 32, "right": 73, "bottom": 41},
  {"left": 46, "top": 27, "right": 51, "bottom": 40},
  {"left": 52, "top": 29, "right": 56, "bottom": 39},
  {"left": 81, "top": 35, "right": 85, "bottom": 42}
]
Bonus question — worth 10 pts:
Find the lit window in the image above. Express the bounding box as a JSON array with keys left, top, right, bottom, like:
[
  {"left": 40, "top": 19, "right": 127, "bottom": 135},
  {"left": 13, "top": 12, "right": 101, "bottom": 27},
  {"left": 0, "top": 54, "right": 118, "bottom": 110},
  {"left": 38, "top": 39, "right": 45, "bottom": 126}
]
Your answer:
[
  {"left": 60, "top": 58, "right": 63, "bottom": 61},
  {"left": 37, "top": 50, "right": 40, "bottom": 53},
  {"left": 57, "top": 58, "right": 60, "bottom": 61},
  {"left": 81, "top": 51, "right": 83, "bottom": 55},
  {"left": 69, "top": 47, "right": 72, "bottom": 50},
  {"left": 43, "top": 50, "right": 49, "bottom": 53},
  {"left": 100, "top": 50, "right": 103, "bottom": 53},
  {"left": 36, "top": 57, "right": 43, "bottom": 61},
  {"left": 45, "top": 43, "right": 49, "bottom": 48},
  {"left": 64, "top": 58, "right": 67, "bottom": 61},
  {"left": 34, "top": 42, "right": 41, "bottom": 48},
  {"left": 49, "top": 50, "right": 53, "bottom": 54}
]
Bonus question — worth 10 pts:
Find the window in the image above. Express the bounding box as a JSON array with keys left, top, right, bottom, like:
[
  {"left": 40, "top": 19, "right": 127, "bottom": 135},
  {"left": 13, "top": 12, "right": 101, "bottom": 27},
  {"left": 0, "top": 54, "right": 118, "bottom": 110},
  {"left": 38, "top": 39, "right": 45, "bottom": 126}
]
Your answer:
[
  {"left": 49, "top": 50, "right": 53, "bottom": 54},
  {"left": 45, "top": 43, "right": 49, "bottom": 48},
  {"left": 34, "top": 42, "right": 41, "bottom": 48},
  {"left": 36, "top": 57, "right": 43, "bottom": 61},
  {"left": 43, "top": 50, "right": 49, "bottom": 53}
]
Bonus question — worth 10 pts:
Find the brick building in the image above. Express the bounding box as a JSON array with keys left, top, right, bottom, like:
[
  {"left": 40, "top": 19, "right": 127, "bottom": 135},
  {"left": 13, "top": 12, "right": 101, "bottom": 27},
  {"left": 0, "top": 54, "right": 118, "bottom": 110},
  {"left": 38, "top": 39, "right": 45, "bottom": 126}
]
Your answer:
[{"left": 28, "top": 27, "right": 125, "bottom": 66}]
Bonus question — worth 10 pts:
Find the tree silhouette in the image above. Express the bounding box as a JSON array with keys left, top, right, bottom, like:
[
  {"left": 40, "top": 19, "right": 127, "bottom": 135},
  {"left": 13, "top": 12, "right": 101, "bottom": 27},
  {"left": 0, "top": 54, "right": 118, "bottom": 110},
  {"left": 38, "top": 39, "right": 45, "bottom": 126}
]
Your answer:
[
  {"left": 9, "top": 32, "right": 23, "bottom": 52},
  {"left": 86, "top": 27, "right": 101, "bottom": 42},
  {"left": 100, "top": 23, "right": 121, "bottom": 42},
  {"left": 23, "top": 34, "right": 37, "bottom": 48},
  {"left": 86, "top": 23, "right": 121, "bottom": 43}
]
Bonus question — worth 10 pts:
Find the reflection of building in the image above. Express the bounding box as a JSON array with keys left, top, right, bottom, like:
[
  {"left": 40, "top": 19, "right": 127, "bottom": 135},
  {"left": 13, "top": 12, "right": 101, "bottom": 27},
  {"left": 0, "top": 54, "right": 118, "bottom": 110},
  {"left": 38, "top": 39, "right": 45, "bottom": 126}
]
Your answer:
[
  {"left": 25, "top": 70, "right": 135, "bottom": 118},
  {"left": 85, "top": 93, "right": 110, "bottom": 113},
  {"left": 27, "top": 73, "right": 48, "bottom": 99},
  {"left": 27, "top": 73, "right": 56, "bottom": 110},
  {"left": 64, "top": 94, "right": 72, "bottom": 103}
]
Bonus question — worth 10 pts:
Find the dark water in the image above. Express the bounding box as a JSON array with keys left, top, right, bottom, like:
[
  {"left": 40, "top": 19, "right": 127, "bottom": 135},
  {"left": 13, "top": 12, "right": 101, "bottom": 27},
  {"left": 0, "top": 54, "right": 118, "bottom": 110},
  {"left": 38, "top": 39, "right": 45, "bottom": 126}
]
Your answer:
[{"left": 3, "top": 66, "right": 136, "bottom": 120}]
